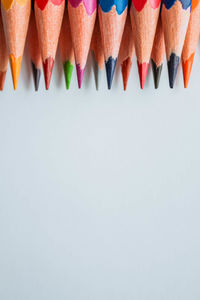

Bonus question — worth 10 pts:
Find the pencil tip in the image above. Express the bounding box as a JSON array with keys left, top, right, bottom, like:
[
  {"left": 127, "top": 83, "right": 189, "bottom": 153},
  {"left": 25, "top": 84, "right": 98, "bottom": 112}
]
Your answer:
[
  {"left": 182, "top": 53, "right": 195, "bottom": 89},
  {"left": 137, "top": 61, "right": 149, "bottom": 89},
  {"left": 105, "top": 57, "right": 117, "bottom": 90},
  {"left": 31, "top": 62, "right": 41, "bottom": 91},
  {"left": 151, "top": 59, "right": 163, "bottom": 89},
  {"left": 0, "top": 71, "right": 7, "bottom": 91},
  {"left": 63, "top": 60, "right": 73, "bottom": 90},
  {"left": 91, "top": 52, "right": 100, "bottom": 90},
  {"left": 10, "top": 54, "right": 22, "bottom": 90},
  {"left": 76, "top": 64, "right": 85, "bottom": 89},
  {"left": 167, "top": 53, "right": 180, "bottom": 89},
  {"left": 121, "top": 57, "right": 132, "bottom": 91},
  {"left": 43, "top": 57, "right": 54, "bottom": 90}
]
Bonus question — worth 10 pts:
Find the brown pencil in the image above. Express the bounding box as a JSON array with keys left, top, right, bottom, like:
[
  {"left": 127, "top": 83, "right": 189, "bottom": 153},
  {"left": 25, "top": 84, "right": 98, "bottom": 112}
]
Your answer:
[{"left": 119, "top": 13, "right": 135, "bottom": 90}]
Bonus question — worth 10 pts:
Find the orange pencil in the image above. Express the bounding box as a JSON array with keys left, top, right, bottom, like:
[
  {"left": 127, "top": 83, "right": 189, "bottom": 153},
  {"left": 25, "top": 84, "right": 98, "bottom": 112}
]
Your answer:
[
  {"left": 161, "top": 0, "right": 191, "bottom": 88},
  {"left": 130, "top": 0, "right": 161, "bottom": 89},
  {"left": 99, "top": 0, "right": 128, "bottom": 89},
  {"left": 35, "top": 0, "right": 65, "bottom": 90},
  {"left": 182, "top": 0, "right": 200, "bottom": 88},
  {"left": 151, "top": 15, "right": 165, "bottom": 88},
  {"left": 1, "top": 0, "right": 31, "bottom": 90},
  {"left": 0, "top": 9, "right": 8, "bottom": 90},
  {"left": 90, "top": 17, "right": 104, "bottom": 90},
  {"left": 68, "top": 0, "right": 97, "bottom": 88},
  {"left": 119, "top": 13, "right": 135, "bottom": 91},
  {"left": 27, "top": 5, "right": 42, "bottom": 91},
  {"left": 59, "top": 5, "right": 74, "bottom": 90}
]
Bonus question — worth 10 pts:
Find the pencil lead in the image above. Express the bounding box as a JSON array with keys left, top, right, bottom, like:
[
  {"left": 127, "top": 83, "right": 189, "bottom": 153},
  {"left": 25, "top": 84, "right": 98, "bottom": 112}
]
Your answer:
[
  {"left": 121, "top": 57, "right": 132, "bottom": 91},
  {"left": 105, "top": 57, "right": 117, "bottom": 90},
  {"left": 137, "top": 61, "right": 149, "bottom": 89},
  {"left": 63, "top": 60, "right": 73, "bottom": 90},
  {"left": 43, "top": 57, "right": 54, "bottom": 90},
  {"left": 167, "top": 53, "right": 180, "bottom": 89}
]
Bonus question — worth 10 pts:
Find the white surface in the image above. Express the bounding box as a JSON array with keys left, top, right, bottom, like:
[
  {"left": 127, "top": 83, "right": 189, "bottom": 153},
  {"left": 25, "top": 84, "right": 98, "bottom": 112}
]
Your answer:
[{"left": 0, "top": 48, "right": 200, "bottom": 300}]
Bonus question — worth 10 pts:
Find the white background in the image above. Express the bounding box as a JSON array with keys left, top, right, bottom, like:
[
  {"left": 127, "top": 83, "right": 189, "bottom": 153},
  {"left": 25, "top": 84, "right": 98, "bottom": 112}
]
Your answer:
[{"left": 0, "top": 45, "right": 200, "bottom": 299}]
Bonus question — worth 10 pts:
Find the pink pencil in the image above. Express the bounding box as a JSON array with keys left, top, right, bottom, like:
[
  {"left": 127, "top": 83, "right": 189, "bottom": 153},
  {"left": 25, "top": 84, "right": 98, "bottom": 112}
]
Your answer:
[{"left": 68, "top": 0, "right": 97, "bottom": 88}]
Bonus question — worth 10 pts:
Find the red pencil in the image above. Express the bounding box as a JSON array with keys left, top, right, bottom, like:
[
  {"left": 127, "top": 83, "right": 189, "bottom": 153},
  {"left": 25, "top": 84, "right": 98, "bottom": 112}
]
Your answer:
[
  {"left": 130, "top": 0, "right": 161, "bottom": 89},
  {"left": 35, "top": 0, "right": 65, "bottom": 89}
]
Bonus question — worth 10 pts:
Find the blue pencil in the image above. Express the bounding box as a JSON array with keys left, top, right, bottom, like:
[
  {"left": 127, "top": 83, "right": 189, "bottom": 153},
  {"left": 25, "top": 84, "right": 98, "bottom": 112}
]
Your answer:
[
  {"left": 161, "top": 0, "right": 191, "bottom": 88},
  {"left": 98, "top": 0, "right": 128, "bottom": 89}
]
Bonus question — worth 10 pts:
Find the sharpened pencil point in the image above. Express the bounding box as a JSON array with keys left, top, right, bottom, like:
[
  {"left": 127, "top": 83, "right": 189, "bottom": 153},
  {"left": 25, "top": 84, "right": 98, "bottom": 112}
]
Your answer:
[
  {"left": 43, "top": 57, "right": 54, "bottom": 90},
  {"left": 76, "top": 64, "right": 85, "bottom": 89},
  {"left": 182, "top": 53, "right": 194, "bottom": 88},
  {"left": 121, "top": 57, "right": 132, "bottom": 91},
  {"left": 0, "top": 71, "right": 7, "bottom": 91},
  {"left": 167, "top": 53, "right": 180, "bottom": 89},
  {"left": 105, "top": 57, "right": 117, "bottom": 90},
  {"left": 63, "top": 60, "right": 73, "bottom": 90},
  {"left": 151, "top": 59, "right": 163, "bottom": 89},
  {"left": 10, "top": 54, "right": 22, "bottom": 90},
  {"left": 91, "top": 52, "right": 100, "bottom": 90},
  {"left": 31, "top": 62, "right": 41, "bottom": 91},
  {"left": 137, "top": 61, "right": 149, "bottom": 89}
]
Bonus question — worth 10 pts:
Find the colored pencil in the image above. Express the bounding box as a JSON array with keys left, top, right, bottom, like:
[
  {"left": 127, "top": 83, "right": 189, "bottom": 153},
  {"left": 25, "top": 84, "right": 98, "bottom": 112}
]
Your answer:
[
  {"left": 35, "top": 0, "right": 65, "bottom": 90},
  {"left": 27, "top": 6, "right": 42, "bottom": 91},
  {"left": 130, "top": 0, "right": 161, "bottom": 89},
  {"left": 182, "top": 0, "right": 200, "bottom": 88},
  {"left": 68, "top": 0, "right": 97, "bottom": 88},
  {"left": 151, "top": 15, "right": 165, "bottom": 89},
  {"left": 119, "top": 13, "right": 135, "bottom": 90},
  {"left": 90, "top": 17, "right": 104, "bottom": 90},
  {"left": 1, "top": 0, "right": 31, "bottom": 90},
  {"left": 59, "top": 5, "right": 74, "bottom": 89},
  {"left": 0, "top": 9, "right": 8, "bottom": 90},
  {"left": 99, "top": 0, "right": 128, "bottom": 89},
  {"left": 161, "top": 0, "right": 191, "bottom": 88}
]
